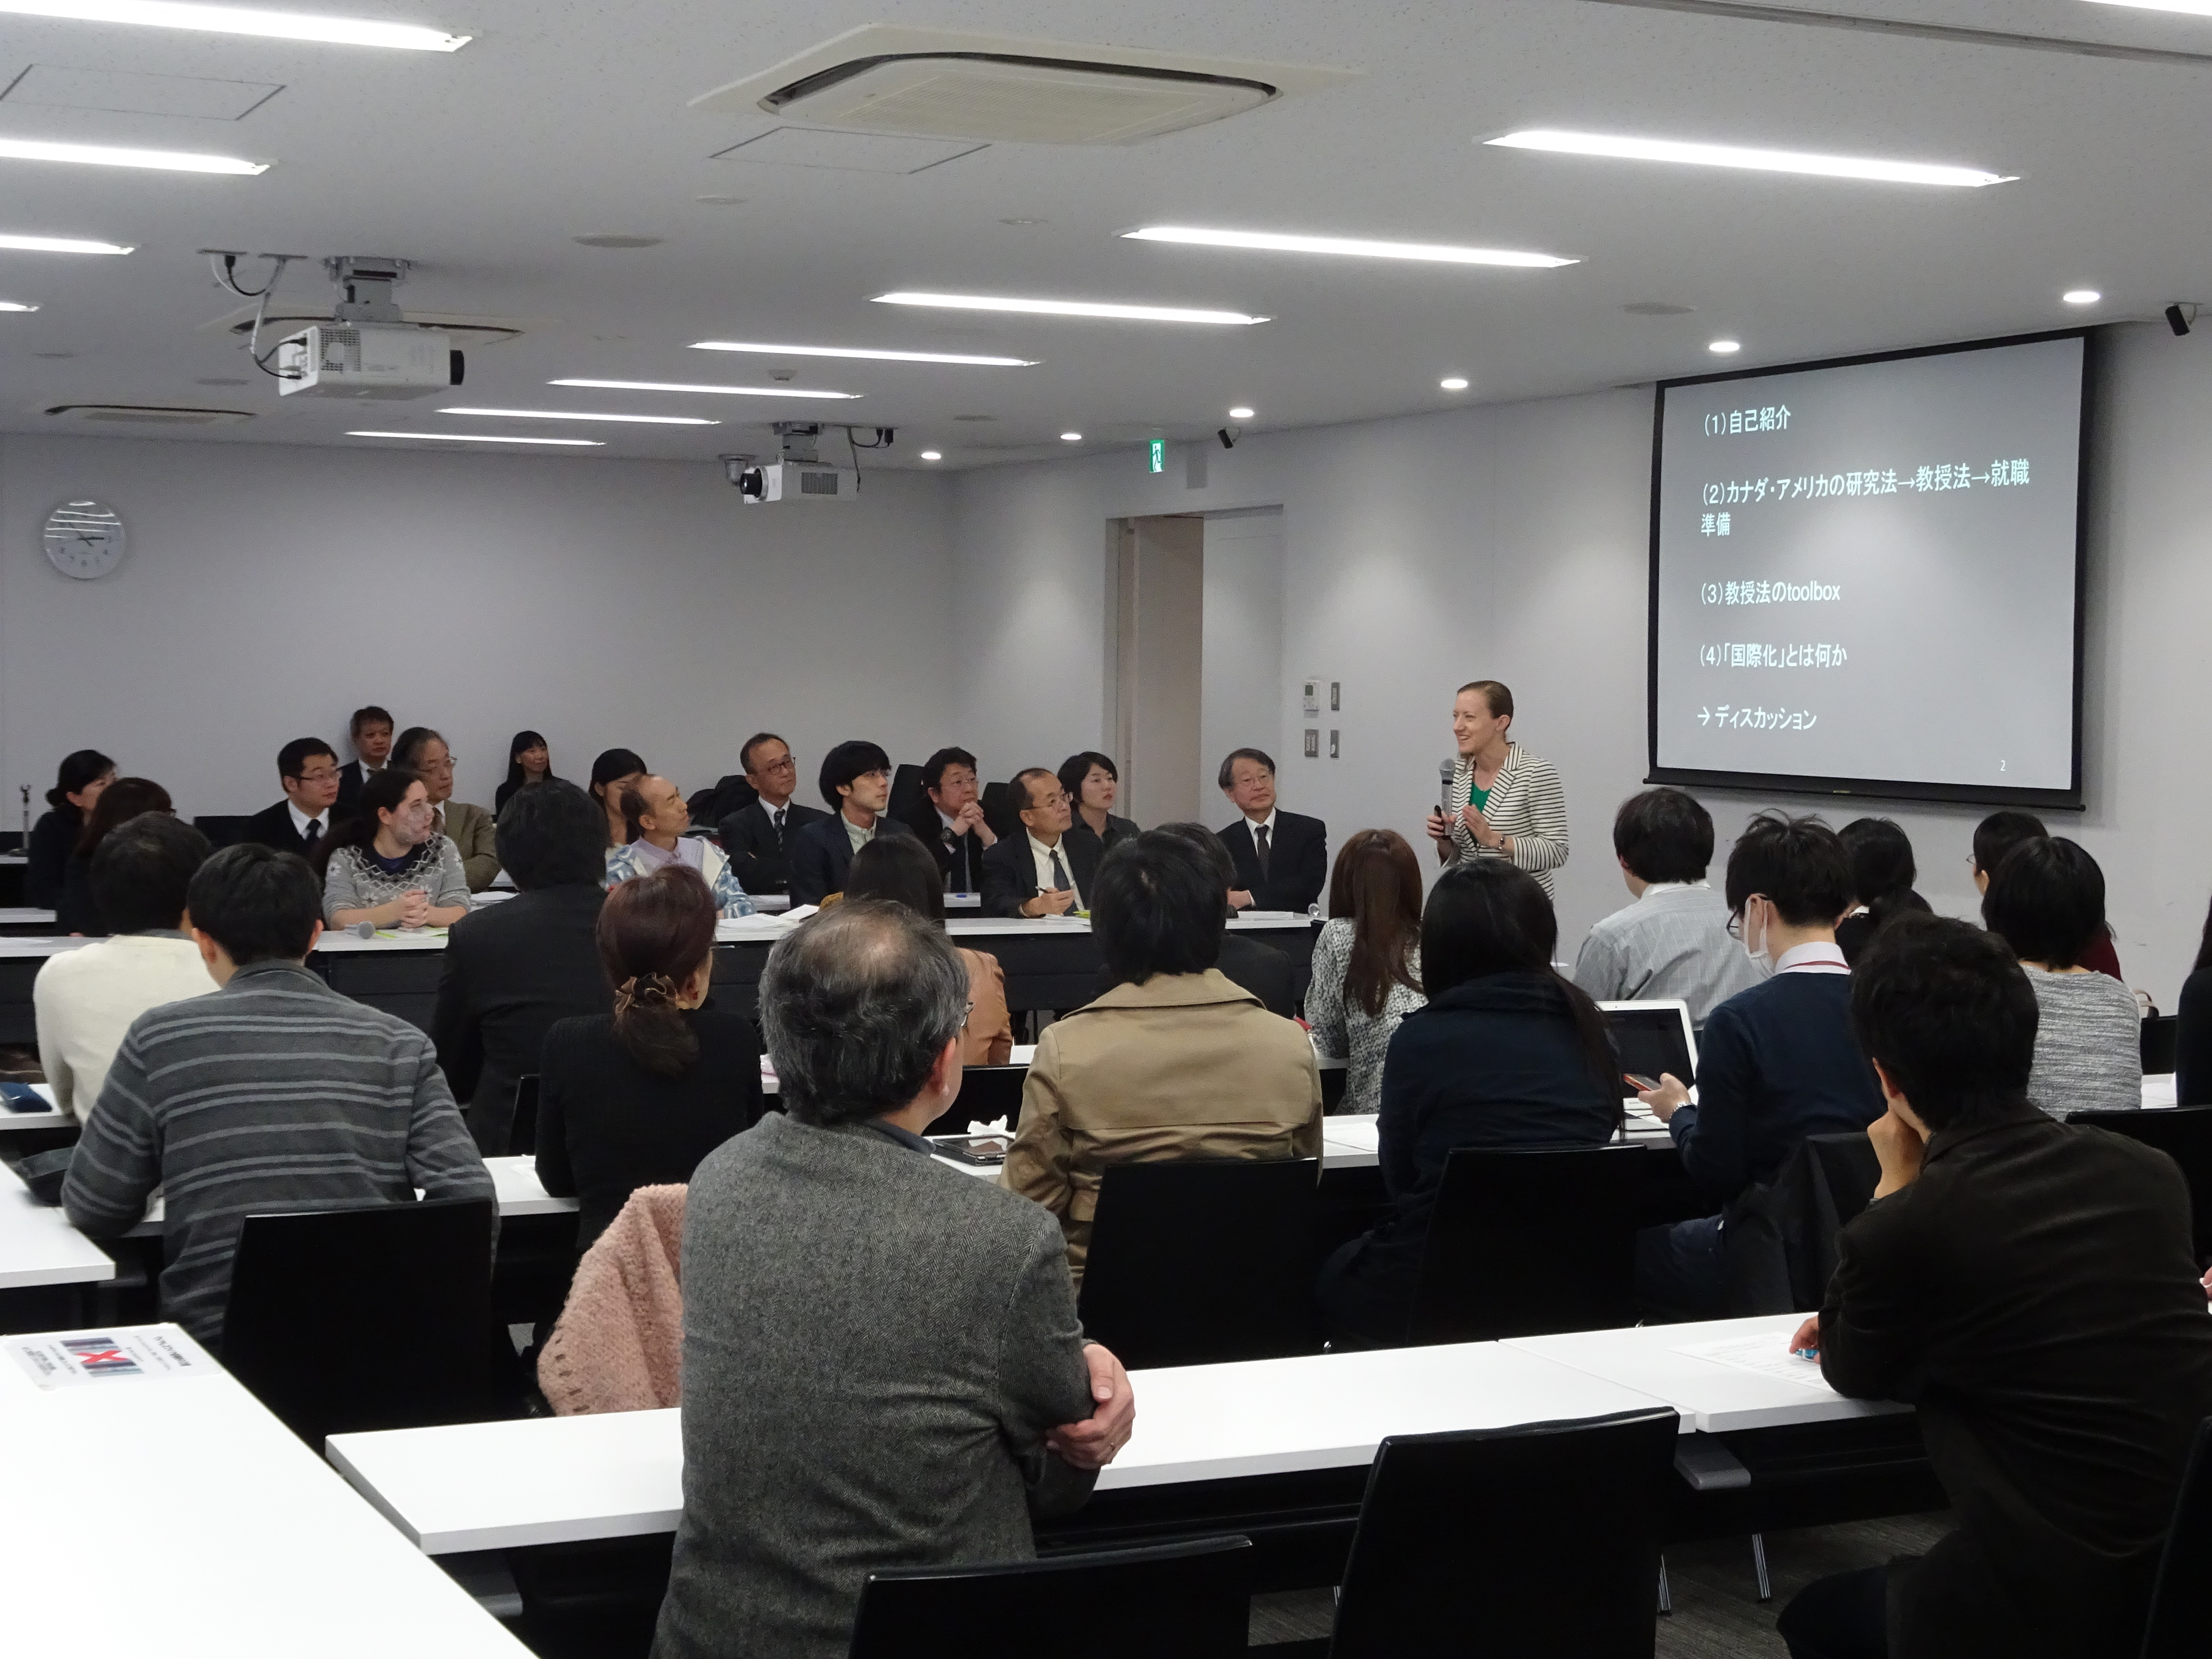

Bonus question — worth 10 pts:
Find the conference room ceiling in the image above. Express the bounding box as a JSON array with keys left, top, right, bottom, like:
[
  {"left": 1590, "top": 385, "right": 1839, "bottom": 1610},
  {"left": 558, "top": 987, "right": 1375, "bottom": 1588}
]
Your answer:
[{"left": 0, "top": 0, "right": 2207, "bottom": 469}]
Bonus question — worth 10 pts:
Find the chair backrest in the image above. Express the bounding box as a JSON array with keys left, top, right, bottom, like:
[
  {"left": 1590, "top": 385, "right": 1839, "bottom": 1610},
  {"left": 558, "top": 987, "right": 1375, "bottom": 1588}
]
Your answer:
[
  {"left": 1722, "top": 1131, "right": 1881, "bottom": 1317},
  {"left": 888, "top": 763, "right": 927, "bottom": 827},
  {"left": 1408, "top": 1145, "right": 1646, "bottom": 1345},
  {"left": 508, "top": 1073, "right": 542, "bottom": 1157},
  {"left": 979, "top": 779, "right": 1019, "bottom": 841},
  {"left": 2069, "top": 1107, "right": 2212, "bottom": 1265},
  {"left": 2142, "top": 1015, "right": 2180, "bottom": 1076},
  {"left": 1077, "top": 1157, "right": 1322, "bottom": 1368},
  {"left": 848, "top": 1534, "right": 1252, "bottom": 1659},
  {"left": 923, "top": 1064, "right": 1028, "bottom": 1136},
  {"left": 2140, "top": 1415, "right": 2212, "bottom": 1658},
  {"left": 191, "top": 814, "right": 256, "bottom": 850},
  {"left": 221, "top": 1195, "right": 497, "bottom": 1448},
  {"left": 1326, "top": 1407, "right": 1678, "bottom": 1659}
]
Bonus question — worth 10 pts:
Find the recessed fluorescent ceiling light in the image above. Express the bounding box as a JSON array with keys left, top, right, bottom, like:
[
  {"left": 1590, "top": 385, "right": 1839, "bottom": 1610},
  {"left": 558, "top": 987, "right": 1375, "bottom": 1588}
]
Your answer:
[
  {"left": 1060, "top": 431, "right": 1083, "bottom": 441},
  {"left": 919, "top": 450, "right": 943, "bottom": 460},
  {"left": 1709, "top": 340, "right": 1742, "bottom": 354},
  {"left": 1228, "top": 405, "right": 1255, "bottom": 419},
  {"left": 0, "top": 231, "right": 131, "bottom": 253},
  {"left": 1440, "top": 376, "right": 1469, "bottom": 390},
  {"left": 2062, "top": 289, "right": 2101, "bottom": 304},
  {"left": 1123, "top": 225, "right": 1575, "bottom": 269},
  {"left": 349, "top": 431, "right": 602, "bottom": 446},
  {"left": 874, "top": 292, "right": 1268, "bottom": 326},
  {"left": 0, "top": 300, "right": 38, "bottom": 311},
  {"left": 691, "top": 340, "right": 1036, "bottom": 366},
  {"left": 441, "top": 407, "right": 719, "bottom": 425},
  {"left": 549, "top": 378, "right": 860, "bottom": 399},
  {"left": 0, "top": 1, "right": 468, "bottom": 50},
  {"left": 0, "top": 137, "right": 265, "bottom": 173},
  {"left": 1486, "top": 129, "right": 2012, "bottom": 188}
]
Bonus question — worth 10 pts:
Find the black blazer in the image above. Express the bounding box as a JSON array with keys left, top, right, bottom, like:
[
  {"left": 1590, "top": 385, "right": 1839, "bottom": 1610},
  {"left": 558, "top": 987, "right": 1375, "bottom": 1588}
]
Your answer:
[
  {"left": 238, "top": 799, "right": 332, "bottom": 860},
  {"left": 786, "top": 813, "right": 919, "bottom": 908},
  {"left": 55, "top": 853, "right": 101, "bottom": 936},
  {"left": 903, "top": 800, "right": 993, "bottom": 894},
  {"left": 24, "top": 806, "right": 77, "bottom": 909},
  {"left": 1818, "top": 1104, "right": 2212, "bottom": 1656},
  {"left": 1218, "top": 811, "right": 1328, "bottom": 914},
  {"left": 980, "top": 830, "right": 1103, "bottom": 918},
  {"left": 335, "top": 759, "right": 375, "bottom": 815},
  {"left": 433, "top": 883, "right": 612, "bottom": 1155},
  {"left": 719, "top": 799, "right": 829, "bottom": 896},
  {"left": 1063, "top": 813, "right": 1138, "bottom": 873}
]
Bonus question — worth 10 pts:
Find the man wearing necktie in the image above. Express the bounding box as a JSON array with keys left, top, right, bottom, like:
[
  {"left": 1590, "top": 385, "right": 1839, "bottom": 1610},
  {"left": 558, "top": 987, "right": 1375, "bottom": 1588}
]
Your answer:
[
  {"left": 909, "top": 746, "right": 998, "bottom": 894},
  {"left": 239, "top": 736, "right": 341, "bottom": 860},
  {"left": 981, "top": 768, "right": 1102, "bottom": 918},
  {"left": 717, "top": 733, "right": 828, "bottom": 896},
  {"left": 1214, "top": 747, "right": 1329, "bottom": 914}
]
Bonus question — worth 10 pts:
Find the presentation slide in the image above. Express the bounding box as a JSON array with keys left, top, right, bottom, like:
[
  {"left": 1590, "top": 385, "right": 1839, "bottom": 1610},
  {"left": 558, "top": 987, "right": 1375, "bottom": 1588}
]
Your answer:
[{"left": 1650, "top": 334, "right": 2085, "bottom": 804}]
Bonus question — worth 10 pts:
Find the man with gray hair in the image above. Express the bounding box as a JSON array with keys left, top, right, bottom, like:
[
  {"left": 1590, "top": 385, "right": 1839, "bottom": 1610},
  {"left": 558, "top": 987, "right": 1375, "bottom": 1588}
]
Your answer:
[{"left": 653, "top": 902, "right": 1134, "bottom": 1659}]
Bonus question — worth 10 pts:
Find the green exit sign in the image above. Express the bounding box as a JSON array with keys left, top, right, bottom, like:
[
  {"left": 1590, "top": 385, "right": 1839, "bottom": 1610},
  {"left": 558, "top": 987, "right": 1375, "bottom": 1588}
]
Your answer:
[{"left": 1148, "top": 439, "right": 1165, "bottom": 474}]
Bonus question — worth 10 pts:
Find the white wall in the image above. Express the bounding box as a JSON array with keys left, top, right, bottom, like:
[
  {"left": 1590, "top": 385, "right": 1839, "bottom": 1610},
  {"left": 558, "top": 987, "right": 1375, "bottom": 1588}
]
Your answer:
[
  {"left": 0, "top": 435, "right": 958, "bottom": 825},
  {"left": 1199, "top": 507, "right": 1286, "bottom": 811},
  {"left": 950, "top": 323, "right": 2212, "bottom": 1008}
]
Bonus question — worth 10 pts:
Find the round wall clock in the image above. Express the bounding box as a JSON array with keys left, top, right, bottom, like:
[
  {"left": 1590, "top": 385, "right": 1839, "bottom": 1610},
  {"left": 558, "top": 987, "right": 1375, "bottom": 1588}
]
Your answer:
[{"left": 42, "top": 499, "right": 127, "bottom": 580}]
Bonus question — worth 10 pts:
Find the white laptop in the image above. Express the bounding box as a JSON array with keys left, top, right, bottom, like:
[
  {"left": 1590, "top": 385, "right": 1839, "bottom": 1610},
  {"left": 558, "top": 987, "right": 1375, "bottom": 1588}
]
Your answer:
[{"left": 1599, "top": 999, "right": 1699, "bottom": 1121}]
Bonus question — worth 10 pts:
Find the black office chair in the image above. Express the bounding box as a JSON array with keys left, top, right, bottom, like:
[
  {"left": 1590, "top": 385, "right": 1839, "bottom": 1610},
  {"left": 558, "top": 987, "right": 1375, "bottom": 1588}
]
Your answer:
[
  {"left": 1407, "top": 1145, "right": 1647, "bottom": 1344},
  {"left": 888, "top": 763, "right": 927, "bottom": 826},
  {"left": 2141, "top": 1416, "right": 2212, "bottom": 1659},
  {"left": 923, "top": 1063, "right": 1028, "bottom": 1136},
  {"left": 2142, "top": 1014, "right": 2180, "bottom": 1077},
  {"left": 190, "top": 814, "right": 255, "bottom": 850},
  {"left": 1292, "top": 1408, "right": 1679, "bottom": 1658},
  {"left": 1077, "top": 1157, "right": 1322, "bottom": 1368},
  {"left": 2070, "top": 1106, "right": 2212, "bottom": 1265},
  {"left": 1723, "top": 1131, "right": 1881, "bottom": 1316},
  {"left": 507, "top": 1073, "right": 542, "bottom": 1157},
  {"left": 979, "top": 779, "right": 1019, "bottom": 840},
  {"left": 220, "top": 1195, "right": 499, "bottom": 1448},
  {"left": 848, "top": 1535, "right": 1253, "bottom": 1659}
]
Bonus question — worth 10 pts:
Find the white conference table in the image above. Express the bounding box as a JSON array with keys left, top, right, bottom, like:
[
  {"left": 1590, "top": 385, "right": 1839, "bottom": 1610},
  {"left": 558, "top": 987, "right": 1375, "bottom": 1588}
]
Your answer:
[
  {"left": 0, "top": 1322, "right": 530, "bottom": 1656},
  {"left": 0, "top": 1079, "right": 70, "bottom": 1136},
  {"left": 0, "top": 1157, "right": 115, "bottom": 1288}
]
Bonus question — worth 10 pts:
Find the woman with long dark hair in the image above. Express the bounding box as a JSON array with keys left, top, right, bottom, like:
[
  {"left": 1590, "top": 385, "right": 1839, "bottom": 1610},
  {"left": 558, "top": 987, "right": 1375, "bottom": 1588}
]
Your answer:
[
  {"left": 843, "top": 833, "right": 1014, "bottom": 1065},
  {"left": 1833, "top": 817, "right": 1932, "bottom": 965},
  {"left": 318, "top": 767, "right": 471, "bottom": 929},
  {"left": 589, "top": 747, "right": 647, "bottom": 848},
  {"left": 26, "top": 748, "right": 114, "bottom": 909},
  {"left": 56, "top": 778, "right": 173, "bottom": 935},
  {"left": 496, "top": 731, "right": 557, "bottom": 815},
  {"left": 1317, "top": 860, "right": 1621, "bottom": 1348},
  {"left": 1306, "top": 829, "right": 1426, "bottom": 1114},
  {"left": 535, "top": 863, "right": 764, "bottom": 1255}
]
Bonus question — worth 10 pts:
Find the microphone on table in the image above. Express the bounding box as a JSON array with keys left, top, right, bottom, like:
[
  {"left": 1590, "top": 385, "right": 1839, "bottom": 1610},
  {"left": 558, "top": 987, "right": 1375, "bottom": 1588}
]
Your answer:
[{"left": 350, "top": 920, "right": 375, "bottom": 939}]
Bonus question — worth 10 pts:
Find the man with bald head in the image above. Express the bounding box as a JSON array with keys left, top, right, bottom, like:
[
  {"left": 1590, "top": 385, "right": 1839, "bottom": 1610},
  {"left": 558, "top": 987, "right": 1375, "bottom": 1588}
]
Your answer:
[
  {"left": 603, "top": 775, "right": 755, "bottom": 918},
  {"left": 981, "top": 767, "right": 1102, "bottom": 919}
]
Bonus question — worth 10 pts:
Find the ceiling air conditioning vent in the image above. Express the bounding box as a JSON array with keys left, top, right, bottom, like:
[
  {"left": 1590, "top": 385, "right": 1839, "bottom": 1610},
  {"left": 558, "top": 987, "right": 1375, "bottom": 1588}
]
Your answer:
[
  {"left": 46, "top": 403, "right": 253, "bottom": 425},
  {"left": 694, "top": 25, "right": 1356, "bottom": 146}
]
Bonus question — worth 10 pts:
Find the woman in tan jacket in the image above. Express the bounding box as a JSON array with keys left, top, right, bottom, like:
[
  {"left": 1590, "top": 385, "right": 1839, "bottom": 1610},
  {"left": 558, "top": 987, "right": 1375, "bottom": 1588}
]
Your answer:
[{"left": 841, "top": 835, "right": 1013, "bottom": 1064}]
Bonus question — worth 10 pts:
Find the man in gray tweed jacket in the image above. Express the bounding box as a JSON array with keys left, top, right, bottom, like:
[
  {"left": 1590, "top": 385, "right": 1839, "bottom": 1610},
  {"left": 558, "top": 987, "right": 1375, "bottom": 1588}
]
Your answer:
[
  {"left": 653, "top": 902, "right": 1134, "bottom": 1659},
  {"left": 64, "top": 843, "right": 492, "bottom": 1349}
]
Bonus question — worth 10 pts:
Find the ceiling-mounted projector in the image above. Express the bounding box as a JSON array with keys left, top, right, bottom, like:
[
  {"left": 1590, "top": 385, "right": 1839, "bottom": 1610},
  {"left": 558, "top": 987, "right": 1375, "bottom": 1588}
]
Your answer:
[{"left": 276, "top": 323, "right": 460, "bottom": 398}]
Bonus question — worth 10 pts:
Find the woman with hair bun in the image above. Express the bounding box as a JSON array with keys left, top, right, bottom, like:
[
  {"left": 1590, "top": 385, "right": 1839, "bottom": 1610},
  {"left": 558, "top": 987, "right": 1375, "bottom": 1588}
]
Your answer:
[
  {"left": 535, "top": 863, "right": 764, "bottom": 1256},
  {"left": 27, "top": 748, "right": 115, "bottom": 909}
]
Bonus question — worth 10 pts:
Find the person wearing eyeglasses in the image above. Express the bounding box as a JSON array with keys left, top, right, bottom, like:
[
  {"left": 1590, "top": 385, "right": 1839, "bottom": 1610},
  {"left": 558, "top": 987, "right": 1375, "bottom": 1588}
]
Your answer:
[
  {"left": 241, "top": 738, "right": 343, "bottom": 858},
  {"left": 786, "top": 740, "right": 920, "bottom": 908},
  {"left": 394, "top": 727, "right": 499, "bottom": 892},
  {"left": 982, "top": 769, "right": 1100, "bottom": 919},
  {"left": 717, "top": 733, "right": 828, "bottom": 897}
]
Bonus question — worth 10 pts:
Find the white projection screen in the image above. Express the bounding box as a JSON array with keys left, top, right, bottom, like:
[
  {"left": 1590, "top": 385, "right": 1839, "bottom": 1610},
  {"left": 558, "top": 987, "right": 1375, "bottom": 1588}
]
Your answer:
[{"left": 1649, "top": 332, "right": 2089, "bottom": 808}]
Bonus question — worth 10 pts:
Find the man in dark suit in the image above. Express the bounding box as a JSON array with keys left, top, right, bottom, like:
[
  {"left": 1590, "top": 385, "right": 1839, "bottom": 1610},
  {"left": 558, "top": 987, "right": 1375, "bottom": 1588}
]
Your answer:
[
  {"left": 982, "top": 768, "right": 1102, "bottom": 918},
  {"left": 1777, "top": 915, "right": 2212, "bottom": 1659},
  {"left": 334, "top": 705, "right": 394, "bottom": 815},
  {"left": 239, "top": 737, "right": 342, "bottom": 858},
  {"left": 787, "top": 740, "right": 919, "bottom": 908},
  {"left": 903, "top": 745, "right": 999, "bottom": 894},
  {"left": 433, "top": 780, "right": 614, "bottom": 1155},
  {"left": 717, "top": 733, "right": 827, "bottom": 896},
  {"left": 1215, "top": 747, "right": 1327, "bottom": 914}
]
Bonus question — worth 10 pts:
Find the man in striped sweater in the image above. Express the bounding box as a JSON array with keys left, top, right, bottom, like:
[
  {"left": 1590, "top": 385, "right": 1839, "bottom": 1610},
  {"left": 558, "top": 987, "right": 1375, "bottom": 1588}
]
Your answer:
[{"left": 64, "top": 843, "right": 492, "bottom": 1350}]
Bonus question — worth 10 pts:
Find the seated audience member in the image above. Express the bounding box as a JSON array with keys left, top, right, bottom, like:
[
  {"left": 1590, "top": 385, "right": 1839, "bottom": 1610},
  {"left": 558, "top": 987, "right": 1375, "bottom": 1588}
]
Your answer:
[
  {"left": 589, "top": 747, "right": 648, "bottom": 848},
  {"left": 319, "top": 769, "right": 472, "bottom": 930},
  {"left": 1307, "top": 829, "right": 1429, "bottom": 1115},
  {"left": 2177, "top": 895, "right": 2212, "bottom": 1106},
  {"left": 1776, "top": 916, "right": 2212, "bottom": 1659},
  {"left": 1317, "top": 861, "right": 1622, "bottom": 1348},
  {"left": 653, "top": 901, "right": 1129, "bottom": 1659},
  {"left": 33, "top": 815, "right": 216, "bottom": 1122},
  {"left": 604, "top": 776, "right": 754, "bottom": 918},
  {"left": 1972, "top": 809, "right": 2124, "bottom": 979},
  {"left": 1215, "top": 747, "right": 1327, "bottom": 913},
  {"left": 335, "top": 705, "right": 394, "bottom": 813},
  {"left": 717, "top": 733, "right": 826, "bottom": 896},
  {"left": 1003, "top": 830, "right": 1322, "bottom": 1279},
  {"left": 1635, "top": 813, "right": 1883, "bottom": 1319},
  {"left": 1982, "top": 836, "right": 2142, "bottom": 1118},
  {"left": 26, "top": 748, "right": 114, "bottom": 909},
  {"left": 537, "top": 865, "right": 763, "bottom": 1257},
  {"left": 56, "top": 778, "right": 173, "bottom": 936},
  {"left": 240, "top": 738, "right": 342, "bottom": 859},
  {"left": 843, "top": 834, "right": 1013, "bottom": 1064},
  {"left": 494, "top": 729, "right": 557, "bottom": 815},
  {"left": 435, "top": 780, "right": 613, "bottom": 1155},
  {"left": 908, "top": 745, "right": 998, "bottom": 893},
  {"left": 62, "top": 844, "right": 492, "bottom": 1348},
  {"left": 1059, "top": 750, "right": 1138, "bottom": 868},
  {"left": 395, "top": 727, "right": 499, "bottom": 891},
  {"left": 982, "top": 767, "right": 1101, "bottom": 919},
  {"left": 1572, "top": 787, "right": 1765, "bottom": 1022},
  {"left": 785, "top": 740, "right": 918, "bottom": 908},
  {"left": 1834, "top": 816, "right": 1934, "bottom": 965}
]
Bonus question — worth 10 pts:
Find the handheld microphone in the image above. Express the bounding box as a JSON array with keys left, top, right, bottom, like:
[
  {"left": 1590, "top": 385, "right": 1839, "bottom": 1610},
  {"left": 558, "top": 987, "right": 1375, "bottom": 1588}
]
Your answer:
[
  {"left": 351, "top": 920, "right": 376, "bottom": 939},
  {"left": 1438, "top": 758, "right": 1456, "bottom": 818}
]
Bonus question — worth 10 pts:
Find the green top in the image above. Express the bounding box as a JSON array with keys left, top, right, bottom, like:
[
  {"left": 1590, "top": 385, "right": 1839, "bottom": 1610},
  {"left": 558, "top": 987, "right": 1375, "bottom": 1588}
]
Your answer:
[{"left": 1468, "top": 784, "right": 1492, "bottom": 814}]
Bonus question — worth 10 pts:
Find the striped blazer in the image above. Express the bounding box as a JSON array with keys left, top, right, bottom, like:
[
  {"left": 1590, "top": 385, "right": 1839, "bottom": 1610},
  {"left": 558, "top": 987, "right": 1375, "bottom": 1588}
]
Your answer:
[{"left": 1445, "top": 743, "right": 1570, "bottom": 898}]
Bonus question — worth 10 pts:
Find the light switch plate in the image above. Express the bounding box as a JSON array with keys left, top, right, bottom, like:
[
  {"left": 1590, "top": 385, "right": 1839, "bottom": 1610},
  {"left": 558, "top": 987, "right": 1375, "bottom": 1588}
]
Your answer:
[
  {"left": 1329, "top": 729, "right": 1340, "bottom": 758},
  {"left": 1303, "top": 728, "right": 1320, "bottom": 758},
  {"left": 1330, "top": 681, "right": 1340, "bottom": 711}
]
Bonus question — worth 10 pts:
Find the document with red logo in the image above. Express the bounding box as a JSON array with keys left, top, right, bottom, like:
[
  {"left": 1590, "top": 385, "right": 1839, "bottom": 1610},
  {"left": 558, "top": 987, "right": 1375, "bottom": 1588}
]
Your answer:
[{"left": 9, "top": 1327, "right": 211, "bottom": 1388}]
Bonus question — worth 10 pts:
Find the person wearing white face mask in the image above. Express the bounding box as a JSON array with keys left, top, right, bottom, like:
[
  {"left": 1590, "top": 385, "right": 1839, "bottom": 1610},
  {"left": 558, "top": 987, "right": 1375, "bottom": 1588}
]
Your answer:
[{"left": 1631, "top": 812, "right": 1884, "bottom": 1320}]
